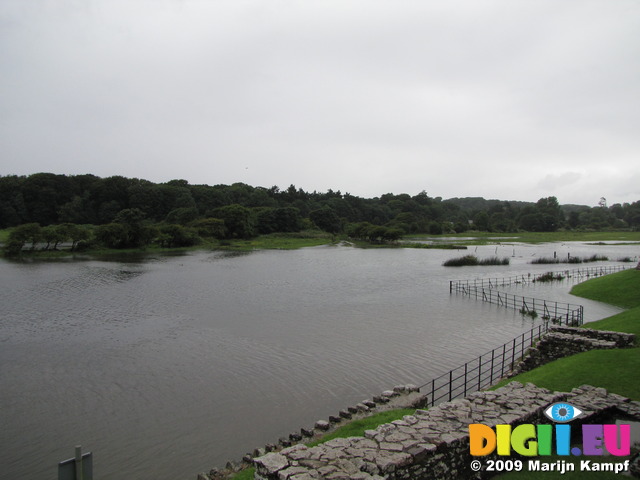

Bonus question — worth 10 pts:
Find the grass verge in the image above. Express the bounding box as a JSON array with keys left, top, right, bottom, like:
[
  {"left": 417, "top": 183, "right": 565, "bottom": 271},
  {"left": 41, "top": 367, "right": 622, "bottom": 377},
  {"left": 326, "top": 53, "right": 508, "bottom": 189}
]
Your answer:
[
  {"left": 218, "top": 232, "right": 333, "bottom": 250},
  {"left": 405, "top": 231, "right": 640, "bottom": 245},
  {"left": 493, "top": 269, "right": 640, "bottom": 478},
  {"left": 570, "top": 268, "right": 640, "bottom": 309},
  {"left": 229, "top": 408, "right": 416, "bottom": 480}
]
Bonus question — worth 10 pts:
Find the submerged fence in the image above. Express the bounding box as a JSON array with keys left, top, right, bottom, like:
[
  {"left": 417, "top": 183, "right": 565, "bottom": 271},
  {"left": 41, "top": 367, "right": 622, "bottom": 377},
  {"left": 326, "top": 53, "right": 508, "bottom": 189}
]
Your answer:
[
  {"left": 451, "top": 264, "right": 631, "bottom": 290},
  {"left": 449, "top": 283, "right": 584, "bottom": 326},
  {"left": 413, "top": 264, "right": 631, "bottom": 408},
  {"left": 418, "top": 323, "right": 548, "bottom": 407}
]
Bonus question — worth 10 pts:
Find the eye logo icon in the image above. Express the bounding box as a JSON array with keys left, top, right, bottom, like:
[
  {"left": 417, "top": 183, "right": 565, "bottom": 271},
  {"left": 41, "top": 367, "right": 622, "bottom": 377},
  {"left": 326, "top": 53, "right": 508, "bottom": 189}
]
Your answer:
[{"left": 544, "top": 403, "right": 582, "bottom": 423}]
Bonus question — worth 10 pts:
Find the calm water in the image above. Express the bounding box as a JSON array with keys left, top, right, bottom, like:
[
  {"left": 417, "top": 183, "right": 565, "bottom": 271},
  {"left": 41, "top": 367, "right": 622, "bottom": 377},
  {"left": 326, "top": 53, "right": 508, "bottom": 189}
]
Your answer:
[{"left": 0, "top": 242, "right": 635, "bottom": 480}]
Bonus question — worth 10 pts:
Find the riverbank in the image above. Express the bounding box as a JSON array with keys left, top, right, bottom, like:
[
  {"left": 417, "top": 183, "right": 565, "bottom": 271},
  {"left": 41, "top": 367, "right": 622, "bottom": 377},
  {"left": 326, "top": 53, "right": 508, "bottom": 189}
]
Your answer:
[
  {"left": 218, "top": 267, "right": 639, "bottom": 480},
  {"left": 3, "top": 229, "right": 639, "bottom": 259},
  {"left": 490, "top": 269, "right": 640, "bottom": 478}
]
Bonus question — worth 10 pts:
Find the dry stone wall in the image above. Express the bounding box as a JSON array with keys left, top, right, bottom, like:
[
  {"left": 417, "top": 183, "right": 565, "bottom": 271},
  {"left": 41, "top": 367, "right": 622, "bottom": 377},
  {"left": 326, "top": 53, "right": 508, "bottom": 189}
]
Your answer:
[
  {"left": 510, "top": 326, "right": 635, "bottom": 376},
  {"left": 252, "top": 382, "right": 640, "bottom": 480}
]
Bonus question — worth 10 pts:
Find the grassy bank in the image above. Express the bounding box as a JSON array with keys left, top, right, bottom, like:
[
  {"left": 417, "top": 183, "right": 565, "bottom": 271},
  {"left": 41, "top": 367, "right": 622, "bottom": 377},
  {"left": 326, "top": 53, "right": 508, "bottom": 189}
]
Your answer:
[
  {"left": 493, "top": 269, "right": 640, "bottom": 398},
  {"left": 493, "top": 269, "right": 640, "bottom": 479},
  {"left": 229, "top": 408, "right": 416, "bottom": 480},
  {"left": 570, "top": 268, "right": 640, "bottom": 309},
  {"left": 406, "top": 230, "right": 640, "bottom": 245},
  {"left": 227, "top": 270, "right": 640, "bottom": 480},
  {"left": 216, "top": 232, "right": 333, "bottom": 251},
  {"left": 0, "top": 231, "right": 334, "bottom": 258}
]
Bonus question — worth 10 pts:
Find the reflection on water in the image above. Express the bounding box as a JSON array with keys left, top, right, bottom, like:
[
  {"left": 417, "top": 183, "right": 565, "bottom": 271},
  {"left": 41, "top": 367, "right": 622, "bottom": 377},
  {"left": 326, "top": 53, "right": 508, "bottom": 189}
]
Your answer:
[{"left": 0, "top": 242, "right": 635, "bottom": 480}]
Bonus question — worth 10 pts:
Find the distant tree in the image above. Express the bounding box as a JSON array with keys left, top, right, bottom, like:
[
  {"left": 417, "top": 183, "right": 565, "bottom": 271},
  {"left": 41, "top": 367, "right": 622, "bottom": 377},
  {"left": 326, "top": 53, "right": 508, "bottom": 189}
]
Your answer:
[
  {"left": 112, "top": 208, "right": 155, "bottom": 247},
  {"left": 156, "top": 224, "right": 199, "bottom": 248},
  {"left": 210, "top": 204, "right": 255, "bottom": 239},
  {"left": 309, "top": 206, "right": 342, "bottom": 236},
  {"left": 428, "top": 222, "right": 443, "bottom": 235},
  {"left": 191, "top": 218, "right": 227, "bottom": 239},
  {"left": 5, "top": 223, "right": 42, "bottom": 253},
  {"left": 94, "top": 223, "right": 128, "bottom": 249},
  {"left": 41, "top": 225, "right": 66, "bottom": 250},
  {"left": 58, "top": 223, "right": 90, "bottom": 250},
  {"left": 165, "top": 207, "right": 200, "bottom": 225},
  {"left": 381, "top": 227, "right": 404, "bottom": 242},
  {"left": 473, "top": 211, "right": 490, "bottom": 231}
]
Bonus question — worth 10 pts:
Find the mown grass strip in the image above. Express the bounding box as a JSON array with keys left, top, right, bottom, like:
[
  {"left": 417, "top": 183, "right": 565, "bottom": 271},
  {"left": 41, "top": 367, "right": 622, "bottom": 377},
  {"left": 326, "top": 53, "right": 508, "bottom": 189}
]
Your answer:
[
  {"left": 570, "top": 269, "right": 640, "bottom": 309},
  {"left": 228, "top": 408, "right": 416, "bottom": 480}
]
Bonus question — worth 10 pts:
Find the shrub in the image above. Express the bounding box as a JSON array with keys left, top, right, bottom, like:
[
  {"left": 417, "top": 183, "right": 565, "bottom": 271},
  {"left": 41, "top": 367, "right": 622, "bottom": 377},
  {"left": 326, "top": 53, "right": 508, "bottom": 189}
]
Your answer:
[
  {"left": 443, "top": 255, "right": 479, "bottom": 266},
  {"left": 443, "top": 255, "right": 509, "bottom": 266}
]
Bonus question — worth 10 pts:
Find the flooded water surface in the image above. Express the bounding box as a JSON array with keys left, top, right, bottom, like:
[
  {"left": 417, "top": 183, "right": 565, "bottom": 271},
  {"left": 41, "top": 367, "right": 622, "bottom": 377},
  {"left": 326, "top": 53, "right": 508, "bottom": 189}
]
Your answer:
[{"left": 0, "top": 242, "right": 635, "bottom": 479}]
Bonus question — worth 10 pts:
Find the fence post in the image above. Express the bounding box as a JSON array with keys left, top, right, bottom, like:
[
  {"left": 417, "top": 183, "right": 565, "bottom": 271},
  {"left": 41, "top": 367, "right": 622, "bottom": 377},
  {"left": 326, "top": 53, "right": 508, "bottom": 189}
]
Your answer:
[
  {"left": 464, "top": 363, "right": 468, "bottom": 397},
  {"left": 490, "top": 350, "right": 495, "bottom": 384},
  {"left": 478, "top": 356, "right": 482, "bottom": 391},
  {"left": 449, "top": 370, "right": 453, "bottom": 401},
  {"left": 431, "top": 379, "right": 435, "bottom": 407}
]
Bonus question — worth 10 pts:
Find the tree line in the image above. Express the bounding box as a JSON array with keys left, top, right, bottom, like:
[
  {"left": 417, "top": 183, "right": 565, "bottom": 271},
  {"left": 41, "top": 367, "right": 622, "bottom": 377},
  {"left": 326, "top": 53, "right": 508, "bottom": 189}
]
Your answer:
[{"left": 1, "top": 173, "right": 639, "bottom": 253}]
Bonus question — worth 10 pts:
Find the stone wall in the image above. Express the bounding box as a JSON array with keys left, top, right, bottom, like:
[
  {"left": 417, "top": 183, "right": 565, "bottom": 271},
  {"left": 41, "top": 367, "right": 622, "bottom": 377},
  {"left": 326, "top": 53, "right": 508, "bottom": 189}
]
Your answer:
[
  {"left": 198, "top": 327, "right": 636, "bottom": 480},
  {"left": 199, "top": 385, "right": 428, "bottom": 480},
  {"left": 252, "top": 382, "right": 640, "bottom": 480},
  {"left": 509, "top": 326, "right": 635, "bottom": 377}
]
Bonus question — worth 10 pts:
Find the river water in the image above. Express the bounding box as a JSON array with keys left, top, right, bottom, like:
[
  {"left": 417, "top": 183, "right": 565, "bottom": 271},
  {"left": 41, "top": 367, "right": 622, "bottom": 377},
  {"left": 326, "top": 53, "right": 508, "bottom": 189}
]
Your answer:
[{"left": 0, "top": 242, "right": 636, "bottom": 480}]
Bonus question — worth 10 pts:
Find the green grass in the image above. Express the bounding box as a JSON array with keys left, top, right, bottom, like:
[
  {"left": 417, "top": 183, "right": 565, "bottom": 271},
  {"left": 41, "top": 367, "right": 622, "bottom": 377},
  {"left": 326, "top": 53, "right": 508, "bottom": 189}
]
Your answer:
[
  {"left": 406, "top": 230, "right": 640, "bottom": 245},
  {"left": 570, "top": 269, "right": 640, "bottom": 309},
  {"left": 209, "top": 232, "right": 334, "bottom": 251},
  {"left": 493, "top": 268, "right": 640, "bottom": 478},
  {"left": 305, "top": 408, "right": 416, "bottom": 447},
  {"left": 228, "top": 408, "right": 416, "bottom": 480},
  {"left": 583, "top": 307, "right": 640, "bottom": 339},
  {"left": 491, "top": 348, "right": 640, "bottom": 399}
]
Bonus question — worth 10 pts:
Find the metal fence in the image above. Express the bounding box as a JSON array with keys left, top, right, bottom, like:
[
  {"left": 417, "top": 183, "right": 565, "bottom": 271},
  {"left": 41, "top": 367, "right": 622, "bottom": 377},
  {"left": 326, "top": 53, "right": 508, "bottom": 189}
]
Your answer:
[
  {"left": 417, "top": 323, "right": 549, "bottom": 407},
  {"left": 449, "top": 282, "right": 584, "bottom": 325},
  {"left": 410, "top": 263, "right": 632, "bottom": 409},
  {"left": 450, "top": 264, "right": 631, "bottom": 290}
]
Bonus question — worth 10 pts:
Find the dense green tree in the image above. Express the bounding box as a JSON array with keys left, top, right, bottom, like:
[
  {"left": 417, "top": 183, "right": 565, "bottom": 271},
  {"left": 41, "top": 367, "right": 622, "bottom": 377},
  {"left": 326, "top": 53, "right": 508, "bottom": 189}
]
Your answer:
[
  {"left": 309, "top": 206, "right": 342, "bottom": 236},
  {"left": 41, "top": 225, "right": 66, "bottom": 250},
  {"left": 191, "top": 218, "right": 227, "bottom": 239},
  {"left": 94, "top": 223, "right": 128, "bottom": 249},
  {"left": 473, "top": 211, "right": 490, "bottom": 231},
  {"left": 8, "top": 223, "right": 42, "bottom": 251},
  {"left": 156, "top": 224, "right": 199, "bottom": 248},
  {"left": 165, "top": 207, "right": 200, "bottom": 225},
  {"left": 58, "top": 223, "right": 91, "bottom": 250},
  {"left": 2, "top": 173, "right": 638, "bottom": 238},
  {"left": 109, "top": 208, "right": 154, "bottom": 248},
  {"left": 211, "top": 204, "right": 255, "bottom": 239}
]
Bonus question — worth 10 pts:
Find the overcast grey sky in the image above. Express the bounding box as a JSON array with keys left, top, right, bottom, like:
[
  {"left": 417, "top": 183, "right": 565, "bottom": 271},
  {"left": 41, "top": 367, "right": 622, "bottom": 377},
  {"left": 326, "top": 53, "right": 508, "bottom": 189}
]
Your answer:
[{"left": 1, "top": 0, "right": 639, "bottom": 206}]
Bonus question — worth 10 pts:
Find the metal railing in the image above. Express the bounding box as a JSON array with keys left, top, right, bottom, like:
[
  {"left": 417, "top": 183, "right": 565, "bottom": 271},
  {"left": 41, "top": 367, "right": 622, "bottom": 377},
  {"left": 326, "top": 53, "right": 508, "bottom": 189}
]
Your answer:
[
  {"left": 418, "top": 323, "right": 548, "bottom": 407},
  {"left": 449, "top": 282, "right": 584, "bottom": 325},
  {"left": 451, "top": 264, "right": 631, "bottom": 290},
  {"left": 415, "top": 264, "right": 631, "bottom": 408}
]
